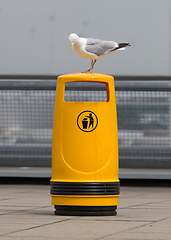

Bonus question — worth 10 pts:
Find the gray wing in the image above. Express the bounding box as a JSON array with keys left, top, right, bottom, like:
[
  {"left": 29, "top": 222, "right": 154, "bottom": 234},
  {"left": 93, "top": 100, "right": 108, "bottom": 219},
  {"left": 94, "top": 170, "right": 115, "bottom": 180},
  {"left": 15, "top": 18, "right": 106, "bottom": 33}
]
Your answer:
[{"left": 85, "top": 38, "right": 118, "bottom": 56}]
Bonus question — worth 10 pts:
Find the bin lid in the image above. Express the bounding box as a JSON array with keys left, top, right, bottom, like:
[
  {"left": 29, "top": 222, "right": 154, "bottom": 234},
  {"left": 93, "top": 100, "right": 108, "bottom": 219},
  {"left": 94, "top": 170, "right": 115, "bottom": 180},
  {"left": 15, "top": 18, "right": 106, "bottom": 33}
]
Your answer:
[{"left": 57, "top": 73, "right": 114, "bottom": 83}]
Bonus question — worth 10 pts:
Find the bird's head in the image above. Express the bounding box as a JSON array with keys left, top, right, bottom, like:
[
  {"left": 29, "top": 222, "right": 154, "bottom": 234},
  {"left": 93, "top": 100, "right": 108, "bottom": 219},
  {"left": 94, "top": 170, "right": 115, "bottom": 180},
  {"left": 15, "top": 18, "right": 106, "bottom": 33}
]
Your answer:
[{"left": 69, "top": 33, "right": 79, "bottom": 51}]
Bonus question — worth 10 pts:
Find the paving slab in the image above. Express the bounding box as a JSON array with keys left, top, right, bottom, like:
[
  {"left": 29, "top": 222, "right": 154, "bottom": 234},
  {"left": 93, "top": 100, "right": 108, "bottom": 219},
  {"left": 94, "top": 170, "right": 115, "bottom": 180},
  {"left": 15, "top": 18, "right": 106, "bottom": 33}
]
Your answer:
[{"left": 0, "top": 184, "right": 171, "bottom": 240}]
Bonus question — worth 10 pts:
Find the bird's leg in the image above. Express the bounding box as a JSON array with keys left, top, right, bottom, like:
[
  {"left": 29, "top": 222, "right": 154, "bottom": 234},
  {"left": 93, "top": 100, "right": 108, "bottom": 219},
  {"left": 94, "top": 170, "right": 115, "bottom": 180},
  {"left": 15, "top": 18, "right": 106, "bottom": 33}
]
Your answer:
[
  {"left": 83, "top": 61, "right": 92, "bottom": 73},
  {"left": 89, "top": 60, "right": 97, "bottom": 72},
  {"left": 91, "top": 59, "right": 97, "bottom": 69},
  {"left": 83, "top": 60, "right": 97, "bottom": 73},
  {"left": 89, "top": 60, "right": 94, "bottom": 73}
]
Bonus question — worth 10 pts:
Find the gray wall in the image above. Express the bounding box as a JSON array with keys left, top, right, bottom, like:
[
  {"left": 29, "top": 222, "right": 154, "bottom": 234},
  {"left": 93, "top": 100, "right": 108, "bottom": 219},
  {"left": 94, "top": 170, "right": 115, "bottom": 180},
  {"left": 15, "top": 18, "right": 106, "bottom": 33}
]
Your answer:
[{"left": 0, "top": 0, "right": 170, "bottom": 76}]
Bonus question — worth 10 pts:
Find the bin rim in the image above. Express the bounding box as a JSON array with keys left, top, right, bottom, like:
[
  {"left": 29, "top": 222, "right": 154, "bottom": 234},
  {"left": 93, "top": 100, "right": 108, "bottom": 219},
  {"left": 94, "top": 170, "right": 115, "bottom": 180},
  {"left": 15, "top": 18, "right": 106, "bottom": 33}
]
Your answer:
[{"left": 57, "top": 73, "right": 114, "bottom": 83}]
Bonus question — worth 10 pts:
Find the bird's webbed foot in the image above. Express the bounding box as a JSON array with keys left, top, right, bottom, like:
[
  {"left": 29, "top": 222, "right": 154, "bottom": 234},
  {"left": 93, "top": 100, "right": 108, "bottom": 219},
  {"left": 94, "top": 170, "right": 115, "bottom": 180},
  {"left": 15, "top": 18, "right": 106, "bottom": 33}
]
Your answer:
[{"left": 82, "top": 69, "right": 92, "bottom": 73}]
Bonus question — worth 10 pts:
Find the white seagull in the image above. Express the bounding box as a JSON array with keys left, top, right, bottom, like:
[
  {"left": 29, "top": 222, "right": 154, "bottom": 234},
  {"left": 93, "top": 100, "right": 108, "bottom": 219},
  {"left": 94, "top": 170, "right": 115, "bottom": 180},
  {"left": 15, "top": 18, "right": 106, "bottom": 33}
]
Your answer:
[{"left": 69, "top": 33, "right": 131, "bottom": 73}]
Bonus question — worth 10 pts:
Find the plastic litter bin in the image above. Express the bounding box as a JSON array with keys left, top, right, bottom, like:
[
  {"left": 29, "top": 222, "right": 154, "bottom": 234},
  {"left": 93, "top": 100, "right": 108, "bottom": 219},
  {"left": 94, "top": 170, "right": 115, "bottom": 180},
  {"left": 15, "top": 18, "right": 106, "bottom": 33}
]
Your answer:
[{"left": 50, "top": 73, "right": 120, "bottom": 216}]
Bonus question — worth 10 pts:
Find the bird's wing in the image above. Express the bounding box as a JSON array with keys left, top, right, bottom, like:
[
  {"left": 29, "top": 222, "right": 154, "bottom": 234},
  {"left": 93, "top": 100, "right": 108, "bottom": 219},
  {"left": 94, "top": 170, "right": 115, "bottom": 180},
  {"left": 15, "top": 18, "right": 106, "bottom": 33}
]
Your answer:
[{"left": 85, "top": 38, "right": 118, "bottom": 57}]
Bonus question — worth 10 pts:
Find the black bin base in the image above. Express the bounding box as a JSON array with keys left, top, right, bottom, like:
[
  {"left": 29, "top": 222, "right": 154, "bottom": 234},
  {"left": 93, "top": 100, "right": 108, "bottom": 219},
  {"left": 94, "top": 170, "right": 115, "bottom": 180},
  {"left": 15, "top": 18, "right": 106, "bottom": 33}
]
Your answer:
[{"left": 54, "top": 205, "right": 117, "bottom": 216}]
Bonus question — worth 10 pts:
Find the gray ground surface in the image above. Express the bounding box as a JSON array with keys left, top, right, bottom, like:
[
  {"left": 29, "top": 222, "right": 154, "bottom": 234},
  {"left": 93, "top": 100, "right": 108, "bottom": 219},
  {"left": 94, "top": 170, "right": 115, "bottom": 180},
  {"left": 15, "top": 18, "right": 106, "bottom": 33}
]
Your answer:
[{"left": 0, "top": 184, "right": 171, "bottom": 239}]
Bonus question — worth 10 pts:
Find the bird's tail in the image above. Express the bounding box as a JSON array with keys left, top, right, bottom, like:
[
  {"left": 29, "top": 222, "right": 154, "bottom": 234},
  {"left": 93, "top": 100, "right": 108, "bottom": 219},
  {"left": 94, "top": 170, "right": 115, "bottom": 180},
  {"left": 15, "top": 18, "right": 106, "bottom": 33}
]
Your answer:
[
  {"left": 118, "top": 43, "right": 131, "bottom": 48},
  {"left": 110, "top": 42, "right": 131, "bottom": 52}
]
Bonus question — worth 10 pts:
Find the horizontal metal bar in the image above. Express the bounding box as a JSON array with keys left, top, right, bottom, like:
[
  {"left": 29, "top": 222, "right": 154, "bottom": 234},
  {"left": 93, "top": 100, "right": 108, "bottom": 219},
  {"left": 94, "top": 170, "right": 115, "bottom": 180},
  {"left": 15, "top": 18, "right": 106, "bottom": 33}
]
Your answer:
[
  {"left": 119, "top": 168, "right": 171, "bottom": 180},
  {"left": 0, "top": 167, "right": 52, "bottom": 178},
  {"left": 0, "top": 167, "right": 171, "bottom": 179},
  {"left": 119, "top": 157, "right": 171, "bottom": 169},
  {"left": 115, "top": 81, "right": 171, "bottom": 92},
  {"left": 0, "top": 155, "right": 171, "bottom": 169},
  {"left": 0, "top": 80, "right": 57, "bottom": 90},
  {"left": 119, "top": 146, "right": 171, "bottom": 156},
  {"left": 1, "top": 75, "right": 171, "bottom": 81},
  {"left": 1, "top": 145, "right": 171, "bottom": 156},
  {"left": 0, "top": 79, "right": 171, "bottom": 91},
  {"left": 0, "top": 145, "right": 51, "bottom": 156},
  {"left": 0, "top": 156, "right": 51, "bottom": 167}
]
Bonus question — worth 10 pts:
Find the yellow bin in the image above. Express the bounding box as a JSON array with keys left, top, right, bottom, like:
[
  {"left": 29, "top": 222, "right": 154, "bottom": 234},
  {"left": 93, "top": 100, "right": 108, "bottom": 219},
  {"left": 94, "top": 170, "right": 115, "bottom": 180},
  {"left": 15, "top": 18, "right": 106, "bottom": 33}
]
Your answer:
[{"left": 50, "top": 73, "right": 120, "bottom": 216}]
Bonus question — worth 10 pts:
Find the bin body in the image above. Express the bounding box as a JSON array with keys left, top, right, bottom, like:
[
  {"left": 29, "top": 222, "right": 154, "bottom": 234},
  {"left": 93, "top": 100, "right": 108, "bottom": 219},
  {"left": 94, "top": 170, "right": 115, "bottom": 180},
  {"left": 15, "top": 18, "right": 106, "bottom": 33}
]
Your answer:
[{"left": 50, "top": 73, "right": 119, "bottom": 216}]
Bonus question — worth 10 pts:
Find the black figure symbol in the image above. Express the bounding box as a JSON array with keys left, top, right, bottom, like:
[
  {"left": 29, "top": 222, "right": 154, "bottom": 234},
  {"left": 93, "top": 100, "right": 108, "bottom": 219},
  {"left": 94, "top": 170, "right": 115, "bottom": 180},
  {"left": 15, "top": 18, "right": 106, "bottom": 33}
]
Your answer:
[
  {"left": 77, "top": 110, "right": 98, "bottom": 132},
  {"left": 82, "top": 113, "right": 94, "bottom": 129}
]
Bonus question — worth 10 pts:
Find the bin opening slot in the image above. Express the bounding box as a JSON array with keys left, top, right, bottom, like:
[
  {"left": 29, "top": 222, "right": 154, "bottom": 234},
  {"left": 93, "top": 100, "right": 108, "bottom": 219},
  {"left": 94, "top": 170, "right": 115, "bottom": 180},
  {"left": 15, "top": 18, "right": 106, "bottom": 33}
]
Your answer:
[{"left": 64, "top": 82, "right": 108, "bottom": 102}]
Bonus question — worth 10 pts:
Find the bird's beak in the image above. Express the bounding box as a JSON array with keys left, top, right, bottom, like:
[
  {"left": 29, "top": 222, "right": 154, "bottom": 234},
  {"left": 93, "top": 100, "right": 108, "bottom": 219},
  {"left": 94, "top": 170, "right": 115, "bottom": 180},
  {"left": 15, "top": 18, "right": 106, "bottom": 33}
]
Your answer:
[{"left": 71, "top": 44, "right": 73, "bottom": 51}]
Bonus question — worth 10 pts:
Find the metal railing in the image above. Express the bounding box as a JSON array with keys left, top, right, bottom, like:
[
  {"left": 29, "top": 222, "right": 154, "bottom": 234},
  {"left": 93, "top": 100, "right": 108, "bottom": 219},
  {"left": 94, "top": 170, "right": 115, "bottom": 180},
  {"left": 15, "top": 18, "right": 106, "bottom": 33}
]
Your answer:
[{"left": 0, "top": 77, "right": 171, "bottom": 170}]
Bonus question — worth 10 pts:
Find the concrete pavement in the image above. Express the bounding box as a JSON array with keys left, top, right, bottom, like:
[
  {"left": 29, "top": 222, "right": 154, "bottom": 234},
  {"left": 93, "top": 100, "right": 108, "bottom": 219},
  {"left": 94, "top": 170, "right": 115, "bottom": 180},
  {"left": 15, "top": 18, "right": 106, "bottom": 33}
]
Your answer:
[{"left": 0, "top": 183, "right": 171, "bottom": 239}]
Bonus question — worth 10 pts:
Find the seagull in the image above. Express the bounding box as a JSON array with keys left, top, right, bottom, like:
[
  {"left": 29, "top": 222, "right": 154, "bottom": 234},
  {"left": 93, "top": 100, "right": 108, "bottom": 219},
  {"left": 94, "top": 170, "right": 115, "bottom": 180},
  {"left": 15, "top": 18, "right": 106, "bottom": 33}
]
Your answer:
[{"left": 69, "top": 33, "right": 131, "bottom": 73}]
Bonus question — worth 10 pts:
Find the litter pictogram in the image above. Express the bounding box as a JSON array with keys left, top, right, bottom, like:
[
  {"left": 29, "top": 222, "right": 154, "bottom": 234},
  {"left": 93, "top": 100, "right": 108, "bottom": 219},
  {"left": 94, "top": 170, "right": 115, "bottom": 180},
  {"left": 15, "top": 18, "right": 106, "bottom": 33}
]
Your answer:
[{"left": 77, "top": 111, "right": 98, "bottom": 132}]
